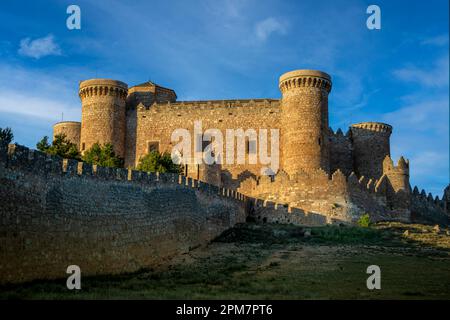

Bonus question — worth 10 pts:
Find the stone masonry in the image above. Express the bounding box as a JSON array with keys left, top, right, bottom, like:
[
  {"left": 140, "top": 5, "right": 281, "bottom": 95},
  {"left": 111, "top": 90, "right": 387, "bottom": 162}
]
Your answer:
[
  {"left": 0, "top": 144, "right": 246, "bottom": 284},
  {"left": 51, "top": 69, "right": 449, "bottom": 225}
]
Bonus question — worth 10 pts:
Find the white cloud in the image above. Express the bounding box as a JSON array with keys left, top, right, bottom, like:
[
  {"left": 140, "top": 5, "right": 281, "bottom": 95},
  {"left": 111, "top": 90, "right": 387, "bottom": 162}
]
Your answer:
[
  {"left": 382, "top": 95, "right": 449, "bottom": 197},
  {"left": 393, "top": 55, "right": 449, "bottom": 88},
  {"left": 0, "top": 90, "right": 79, "bottom": 121},
  {"left": 0, "top": 63, "right": 81, "bottom": 129},
  {"left": 254, "top": 17, "right": 287, "bottom": 42},
  {"left": 18, "top": 34, "right": 62, "bottom": 59},
  {"left": 382, "top": 97, "right": 448, "bottom": 134}
]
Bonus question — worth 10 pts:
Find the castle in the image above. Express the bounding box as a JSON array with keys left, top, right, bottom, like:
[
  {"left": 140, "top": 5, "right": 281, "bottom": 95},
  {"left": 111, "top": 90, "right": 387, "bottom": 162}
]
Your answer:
[
  {"left": 52, "top": 69, "right": 450, "bottom": 225},
  {"left": 1, "top": 69, "right": 449, "bottom": 284}
]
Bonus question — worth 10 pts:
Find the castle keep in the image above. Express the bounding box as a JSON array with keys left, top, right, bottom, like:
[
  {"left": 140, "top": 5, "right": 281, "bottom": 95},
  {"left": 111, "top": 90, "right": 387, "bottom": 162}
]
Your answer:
[{"left": 53, "top": 69, "right": 449, "bottom": 225}]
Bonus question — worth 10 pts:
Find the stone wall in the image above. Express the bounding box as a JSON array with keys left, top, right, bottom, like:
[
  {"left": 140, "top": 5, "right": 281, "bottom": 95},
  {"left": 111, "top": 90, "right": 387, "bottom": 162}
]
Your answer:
[
  {"left": 0, "top": 144, "right": 246, "bottom": 284},
  {"left": 132, "top": 99, "right": 280, "bottom": 187},
  {"left": 350, "top": 122, "right": 392, "bottom": 181},
  {"left": 239, "top": 168, "right": 420, "bottom": 225},
  {"left": 329, "top": 128, "right": 353, "bottom": 176},
  {"left": 410, "top": 187, "right": 450, "bottom": 225}
]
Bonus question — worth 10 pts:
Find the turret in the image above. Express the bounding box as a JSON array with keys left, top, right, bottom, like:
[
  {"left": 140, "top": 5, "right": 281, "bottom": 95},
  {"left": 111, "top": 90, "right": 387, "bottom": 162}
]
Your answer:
[
  {"left": 279, "top": 69, "right": 332, "bottom": 176},
  {"left": 382, "top": 155, "right": 410, "bottom": 193},
  {"left": 79, "top": 79, "right": 128, "bottom": 157},
  {"left": 382, "top": 155, "right": 411, "bottom": 213},
  {"left": 350, "top": 122, "right": 392, "bottom": 180},
  {"left": 52, "top": 121, "right": 81, "bottom": 148}
]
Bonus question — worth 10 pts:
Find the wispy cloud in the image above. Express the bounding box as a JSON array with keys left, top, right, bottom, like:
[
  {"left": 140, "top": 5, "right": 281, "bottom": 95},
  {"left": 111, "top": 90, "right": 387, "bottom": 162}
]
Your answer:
[
  {"left": 0, "top": 90, "right": 79, "bottom": 121},
  {"left": 392, "top": 54, "right": 449, "bottom": 88},
  {"left": 420, "top": 34, "right": 449, "bottom": 46},
  {"left": 382, "top": 95, "right": 449, "bottom": 197},
  {"left": 254, "top": 17, "right": 287, "bottom": 42},
  {"left": 382, "top": 96, "right": 448, "bottom": 134},
  {"left": 18, "top": 34, "right": 62, "bottom": 59},
  {"left": 0, "top": 62, "right": 81, "bottom": 147}
]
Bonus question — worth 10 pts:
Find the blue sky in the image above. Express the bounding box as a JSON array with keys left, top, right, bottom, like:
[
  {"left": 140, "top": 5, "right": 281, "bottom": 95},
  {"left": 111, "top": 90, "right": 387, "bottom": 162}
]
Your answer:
[{"left": 0, "top": 0, "right": 448, "bottom": 196}]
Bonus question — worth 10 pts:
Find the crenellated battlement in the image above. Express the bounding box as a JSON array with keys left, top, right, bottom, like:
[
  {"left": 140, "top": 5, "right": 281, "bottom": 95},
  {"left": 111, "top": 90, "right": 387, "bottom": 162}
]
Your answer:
[
  {"left": 136, "top": 98, "right": 280, "bottom": 112},
  {"left": 79, "top": 79, "right": 128, "bottom": 100},
  {"left": 279, "top": 69, "right": 332, "bottom": 93},
  {"left": 412, "top": 186, "right": 446, "bottom": 207},
  {"left": 410, "top": 185, "right": 449, "bottom": 224},
  {"left": 238, "top": 167, "right": 395, "bottom": 223},
  {"left": 329, "top": 127, "right": 351, "bottom": 138},
  {"left": 351, "top": 122, "right": 392, "bottom": 134},
  {"left": 383, "top": 155, "right": 409, "bottom": 175},
  {"left": 1, "top": 144, "right": 246, "bottom": 203}
]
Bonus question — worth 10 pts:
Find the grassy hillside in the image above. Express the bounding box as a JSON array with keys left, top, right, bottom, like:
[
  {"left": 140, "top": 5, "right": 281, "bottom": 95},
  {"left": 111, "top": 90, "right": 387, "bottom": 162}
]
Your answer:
[{"left": 1, "top": 222, "right": 449, "bottom": 299}]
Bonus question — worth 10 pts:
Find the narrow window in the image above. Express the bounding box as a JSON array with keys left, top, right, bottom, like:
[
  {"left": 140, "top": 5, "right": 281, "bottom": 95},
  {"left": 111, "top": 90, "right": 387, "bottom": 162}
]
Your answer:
[
  {"left": 82, "top": 142, "right": 85, "bottom": 151},
  {"left": 147, "top": 141, "right": 159, "bottom": 153}
]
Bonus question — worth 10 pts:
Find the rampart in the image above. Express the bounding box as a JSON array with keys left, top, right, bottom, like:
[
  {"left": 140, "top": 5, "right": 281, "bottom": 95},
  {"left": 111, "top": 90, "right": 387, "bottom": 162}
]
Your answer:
[
  {"left": 0, "top": 144, "right": 247, "bottom": 284},
  {"left": 239, "top": 167, "right": 449, "bottom": 225},
  {"left": 410, "top": 186, "right": 450, "bottom": 225}
]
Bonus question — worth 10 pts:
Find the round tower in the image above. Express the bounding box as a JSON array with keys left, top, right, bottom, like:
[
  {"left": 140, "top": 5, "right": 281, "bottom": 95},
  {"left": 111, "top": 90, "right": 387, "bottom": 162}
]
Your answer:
[
  {"left": 79, "top": 79, "right": 128, "bottom": 157},
  {"left": 279, "top": 69, "right": 332, "bottom": 176},
  {"left": 52, "top": 121, "right": 81, "bottom": 148},
  {"left": 350, "top": 122, "right": 392, "bottom": 180}
]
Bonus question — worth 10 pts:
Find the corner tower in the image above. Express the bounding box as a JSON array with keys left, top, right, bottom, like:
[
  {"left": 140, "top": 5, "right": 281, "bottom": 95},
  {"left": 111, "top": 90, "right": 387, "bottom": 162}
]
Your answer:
[
  {"left": 79, "top": 79, "right": 128, "bottom": 157},
  {"left": 52, "top": 121, "right": 81, "bottom": 148},
  {"left": 279, "top": 70, "right": 332, "bottom": 176},
  {"left": 350, "top": 122, "right": 392, "bottom": 180}
]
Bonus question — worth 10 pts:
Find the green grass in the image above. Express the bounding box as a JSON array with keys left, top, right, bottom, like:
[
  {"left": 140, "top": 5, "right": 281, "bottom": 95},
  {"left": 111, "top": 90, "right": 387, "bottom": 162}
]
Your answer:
[{"left": 1, "top": 222, "right": 450, "bottom": 299}]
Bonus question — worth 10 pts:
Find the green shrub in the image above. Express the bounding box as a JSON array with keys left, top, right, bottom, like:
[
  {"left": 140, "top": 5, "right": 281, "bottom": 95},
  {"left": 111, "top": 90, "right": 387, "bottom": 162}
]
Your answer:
[
  {"left": 137, "top": 150, "right": 181, "bottom": 173},
  {"left": 37, "top": 134, "right": 80, "bottom": 160},
  {"left": 82, "top": 143, "right": 123, "bottom": 168},
  {"left": 357, "top": 214, "right": 371, "bottom": 228}
]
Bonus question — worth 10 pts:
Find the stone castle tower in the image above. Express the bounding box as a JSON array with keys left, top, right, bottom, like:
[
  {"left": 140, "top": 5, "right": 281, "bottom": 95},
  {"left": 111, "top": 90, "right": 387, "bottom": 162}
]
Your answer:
[
  {"left": 78, "top": 79, "right": 128, "bottom": 157},
  {"left": 279, "top": 70, "right": 332, "bottom": 175},
  {"left": 50, "top": 69, "right": 449, "bottom": 224},
  {"left": 351, "top": 122, "right": 392, "bottom": 180}
]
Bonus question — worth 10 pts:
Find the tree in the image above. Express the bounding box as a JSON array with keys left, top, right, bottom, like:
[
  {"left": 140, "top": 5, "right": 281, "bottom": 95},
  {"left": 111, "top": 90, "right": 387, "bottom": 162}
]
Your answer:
[
  {"left": 0, "top": 127, "right": 13, "bottom": 148},
  {"left": 82, "top": 142, "right": 123, "bottom": 168},
  {"left": 36, "top": 134, "right": 80, "bottom": 160},
  {"left": 137, "top": 150, "right": 181, "bottom": 173}
]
